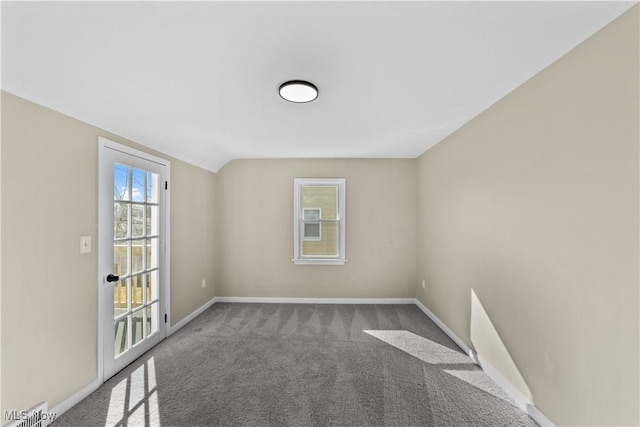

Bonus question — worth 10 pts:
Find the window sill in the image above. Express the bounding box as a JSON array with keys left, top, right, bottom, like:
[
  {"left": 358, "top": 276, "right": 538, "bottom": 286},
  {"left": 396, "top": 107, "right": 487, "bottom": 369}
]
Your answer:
[{"left": 293, "top": 258, "right": 347, "bottom": 266}]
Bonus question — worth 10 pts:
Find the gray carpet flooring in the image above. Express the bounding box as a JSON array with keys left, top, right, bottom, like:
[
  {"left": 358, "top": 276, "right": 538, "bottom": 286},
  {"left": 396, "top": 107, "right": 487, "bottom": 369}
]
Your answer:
[{"left": 53, "top": 303, "right": 537, "bottom": 427}]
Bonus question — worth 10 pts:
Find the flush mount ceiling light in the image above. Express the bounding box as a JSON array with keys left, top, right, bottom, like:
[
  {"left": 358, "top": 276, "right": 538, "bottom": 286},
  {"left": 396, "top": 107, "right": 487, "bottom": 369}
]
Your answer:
[{"left": 279, "top": 80, "right": 318, "bottom": 103}]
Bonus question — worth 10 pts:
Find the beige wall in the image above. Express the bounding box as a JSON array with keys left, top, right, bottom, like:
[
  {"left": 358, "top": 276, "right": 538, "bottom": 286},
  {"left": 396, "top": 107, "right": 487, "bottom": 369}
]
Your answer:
[
  {"left": 217, "top": 159, "right": 417, "bottom": 298},
  {"left": 416, "top": 6, "right": 639, "bottom": 427},
  {"left": 170, "top": 161, "right": 217, "bottom": 323},
  {"left": 0, "top": 91, "right": 218, "bottom": 419}
]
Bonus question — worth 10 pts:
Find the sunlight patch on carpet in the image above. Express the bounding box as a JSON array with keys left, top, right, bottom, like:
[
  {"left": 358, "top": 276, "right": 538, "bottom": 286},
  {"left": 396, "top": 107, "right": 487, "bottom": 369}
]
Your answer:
[
  {"left": 105, "top": 377, "right": 127, "bottom": 427},
  {"left": 363, "top": 330, "right": 513, "bottom": 404},
  {"left": 104, "top": 357, "right": 161, "bottom": 427}
]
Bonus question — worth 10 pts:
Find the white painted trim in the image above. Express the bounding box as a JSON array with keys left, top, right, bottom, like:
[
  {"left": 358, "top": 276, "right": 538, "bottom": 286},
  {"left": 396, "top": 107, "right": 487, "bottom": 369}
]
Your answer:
[
  {"left": 163, "top": 164, "right": 172, "bottom": 336},
  {"left": 49, "top": 377, "right": 101, "bottom": 424},
  {"left": 215, "top": 296, "right": 415, "bottom": 304},
  {"left": 98, "top": 137, "right": 168, "bottom": 166},
  {"left": 414, "top": 298, "right": 476, "bottom": 359},
  {"left": 168, "top": 296, "right": 218, "bottom": 336},
  {"left": 527, "top": 403, "right": 555, "bottom": 427},
  {"left": 476, "top": 354, "right": 531, "bottom": 411},
  {"left": 291, "top": 258, "right": 347, "bottom": 265},
  {"left": 97, "top": 137, "right": 171, "bottom": 382},
  {"left": 293, "top": 178, "right": 346, "bottom": 265}
]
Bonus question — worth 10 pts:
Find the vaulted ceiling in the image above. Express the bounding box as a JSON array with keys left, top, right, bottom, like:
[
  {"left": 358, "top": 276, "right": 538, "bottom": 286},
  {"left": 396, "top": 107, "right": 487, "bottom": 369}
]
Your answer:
[{"left": 2, "top": 1, "right": 635, "bottom": 172}]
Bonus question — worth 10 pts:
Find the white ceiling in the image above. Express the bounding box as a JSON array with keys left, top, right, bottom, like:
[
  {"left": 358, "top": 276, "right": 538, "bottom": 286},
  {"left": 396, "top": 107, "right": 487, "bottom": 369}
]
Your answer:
[{"left": 2, "top": 1, "right": 635, "bottom": 172}]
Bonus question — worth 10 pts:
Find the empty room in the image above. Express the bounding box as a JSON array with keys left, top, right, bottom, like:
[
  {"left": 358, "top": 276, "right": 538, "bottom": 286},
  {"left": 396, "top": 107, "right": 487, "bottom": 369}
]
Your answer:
[{"left": 1, "top": 1, "right": 638, "bottom": 426}]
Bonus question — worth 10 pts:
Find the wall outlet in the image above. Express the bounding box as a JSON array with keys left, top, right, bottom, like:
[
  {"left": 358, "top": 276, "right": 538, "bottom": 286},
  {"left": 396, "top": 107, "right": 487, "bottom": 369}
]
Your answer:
[
  {"left": 202, "top": 279, "right": 206, "bottom": 288},
  {"left": 422, "top": 279, "right": 425, "bottom": 289}
]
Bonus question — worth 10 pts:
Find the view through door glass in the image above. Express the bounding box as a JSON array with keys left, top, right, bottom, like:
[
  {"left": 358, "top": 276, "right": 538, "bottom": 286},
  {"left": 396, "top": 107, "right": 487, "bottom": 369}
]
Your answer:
[{"left": 113, "top": 163, "right": 161, "bottom": 357}]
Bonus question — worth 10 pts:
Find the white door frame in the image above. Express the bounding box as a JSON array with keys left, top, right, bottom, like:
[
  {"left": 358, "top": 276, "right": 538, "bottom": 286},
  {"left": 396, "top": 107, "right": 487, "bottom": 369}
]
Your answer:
[{"left": 97, "top": 136, "right": 171, "bottom": 383}]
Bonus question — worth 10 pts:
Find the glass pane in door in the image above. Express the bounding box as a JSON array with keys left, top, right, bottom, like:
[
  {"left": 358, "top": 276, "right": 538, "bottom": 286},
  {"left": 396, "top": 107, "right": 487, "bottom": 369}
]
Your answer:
[
  {"left": 114, "top": 278, "right": 129, "bottom": 318},
  {"left": 114, "top": 242, "right": 128, "bottom": 276},
  {"left": 131, "top": 205, "right": 144, "bottom": 238},
  {"left": 115, "top": 318, "right": 128, "bottom": 356},
  {"left": 146, "top": 270, "right": 158, "bottom": 302},
  {"left": 131, "top": 274, "right": 143, "bottom": 309},
  {"left": 132, "top": 169, "right": 145, "bottom": 202},
  {"left": 132, "top": 309, "right": 144, "bottom": 346},
  {"left": 147, "top": 303, "right": 159, "bottom": 337},
  {"left": 114, "top": 165, "right": 130, "bottom": 200},
  {"left": 112, "top": 163, "right": 161, "bottom": 360},
  {"left": 114, "top": 203, "right": 129, "bottom": 239},
  {"left": 146, "top": 206, "right": 158, "bottom": 236},
  {"left": 146, "top": 238, "right": 158, "bottom": 269},
  {"left": 147, "top": 171, "right": 158, "bottom": 203}
]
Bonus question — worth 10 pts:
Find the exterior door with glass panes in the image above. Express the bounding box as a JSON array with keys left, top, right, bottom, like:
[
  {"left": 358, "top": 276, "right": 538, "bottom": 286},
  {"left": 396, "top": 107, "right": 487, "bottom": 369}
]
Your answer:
[{"left": 99, "top": 138, "right": 169, "bottom": 381}]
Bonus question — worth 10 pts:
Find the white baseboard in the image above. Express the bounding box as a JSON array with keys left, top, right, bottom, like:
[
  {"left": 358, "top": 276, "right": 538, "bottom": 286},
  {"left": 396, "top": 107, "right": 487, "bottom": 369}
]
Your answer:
[
  {"left": 526, "top": 403, "right": 555, "bottom": 427},
  {"left": 214, "top": 296, "right": 416, "bottom": 304},
  {"left": 476, "top": 354, "right": 531, "bottom": 412},
  {"left": 49, "top": 377, "right": 101, "bottom": 424},
  {"left": 168, "top": 296, "right": 218, "bottom": 336},
  {"left": 414, "top": 298, "right": 476, "bottom": 359},
  {"left": 413, "top": 298, "right": 555, "bottom": 427}
]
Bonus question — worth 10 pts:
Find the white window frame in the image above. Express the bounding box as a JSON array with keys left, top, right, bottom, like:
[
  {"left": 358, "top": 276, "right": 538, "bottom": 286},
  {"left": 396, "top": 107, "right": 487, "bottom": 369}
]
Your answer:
[
  {"left": 293, "top": 178, "right": 346, "bottom": 265},
  {"left": 302, "top": 208, "right": 322, "bottom": 241}
]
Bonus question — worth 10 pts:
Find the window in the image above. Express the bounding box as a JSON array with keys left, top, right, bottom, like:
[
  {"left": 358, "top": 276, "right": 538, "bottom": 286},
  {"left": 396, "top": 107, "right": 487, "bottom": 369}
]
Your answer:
[
  {"left": 293, "top": 178, "right": 346, "bottom": 265},
  {"left": 302, "top": 208, "right": 322, "bottom": 241}
]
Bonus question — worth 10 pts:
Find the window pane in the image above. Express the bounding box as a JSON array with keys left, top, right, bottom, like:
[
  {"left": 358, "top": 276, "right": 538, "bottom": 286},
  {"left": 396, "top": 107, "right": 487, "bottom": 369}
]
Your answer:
[
  {"left": 115, "top": 318, "right": 128, "bottom": 356},
  {"left": 132, "top": 169, "right": 145, "bottom": 202},
  {"left": 146, "top": 270, "right": 158, "bottom": 302},
  {"left": 114, "top": 242, "right": 128, "bottom": 276},
  {"left": 147, "top": 238, "right": 159, "bottom": 270},
  {"left": 131, "top": 274, "right": 143, "bottom": 309},
  {"left": 147, "top": 205, "right": 158, "bottom": 236},
  {"left": 302, "top": 186, "right": 337, "bottom": 220},
  {"left": 132, "top": 309, "right": 144, "bottom": 346},
  {"left": 114, "top": 164, "right": 130, "bottom": 201},
  {"left": 304, "top": 209, "right": 320, "bottom": 220},
  {"left": 147, "top": 172, "right": 158, "bottom": 203},
  {"left": 132, "top": 240, "right": 145, "bottom": 273},
  {"left": 147, "top": 303, "right": 159, "bottom": 337},
  {"left": 131, "top": 204, "right": 144, "bottom": 238},
  {"left": 302, "top": 222, "right": 338, "bottom": 256},
  {"left": 304, "top": 223, "right": 320, "bottom": 238},
  {"left": 114, "top": 278, "right": 129, "bottom": 318},
  {"left": 114, "top": 203, "right": 129, "bottom": 239}
]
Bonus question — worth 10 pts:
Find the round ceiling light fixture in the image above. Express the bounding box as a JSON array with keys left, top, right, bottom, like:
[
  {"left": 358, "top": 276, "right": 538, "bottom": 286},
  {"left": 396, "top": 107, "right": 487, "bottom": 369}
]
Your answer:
[{"left": 279, "top": 80, "right": 318, "bottom": 103}]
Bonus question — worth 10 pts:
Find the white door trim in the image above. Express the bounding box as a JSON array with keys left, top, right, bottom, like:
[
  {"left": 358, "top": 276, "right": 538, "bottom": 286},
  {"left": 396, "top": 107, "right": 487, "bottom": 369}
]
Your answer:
[{"left": 97, "top": 136, "right": 171, "bottom": 383}]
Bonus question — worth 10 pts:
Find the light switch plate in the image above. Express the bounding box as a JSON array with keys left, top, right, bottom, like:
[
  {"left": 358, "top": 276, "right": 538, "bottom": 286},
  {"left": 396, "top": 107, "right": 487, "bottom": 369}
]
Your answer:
[{"left": 80, "top": 235, "right": 92, "bottom": 254}]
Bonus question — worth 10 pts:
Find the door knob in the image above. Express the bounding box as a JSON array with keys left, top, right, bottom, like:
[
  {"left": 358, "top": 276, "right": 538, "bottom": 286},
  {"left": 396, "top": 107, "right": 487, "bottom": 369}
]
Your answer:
[{"left": 106, "top": 274, "right": 120, "bottom": 283}]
